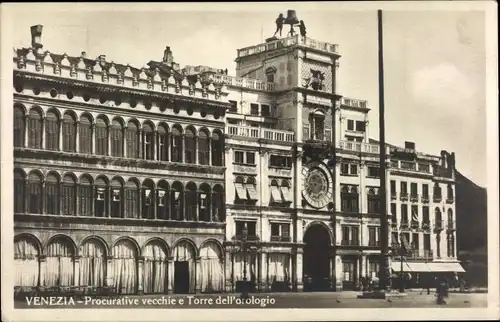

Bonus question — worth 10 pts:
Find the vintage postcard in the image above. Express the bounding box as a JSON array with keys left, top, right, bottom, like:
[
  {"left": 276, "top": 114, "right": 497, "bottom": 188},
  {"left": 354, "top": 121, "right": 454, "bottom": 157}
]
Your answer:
[{"left": 1, "top": 1, "right": 498, "bottom": 321}]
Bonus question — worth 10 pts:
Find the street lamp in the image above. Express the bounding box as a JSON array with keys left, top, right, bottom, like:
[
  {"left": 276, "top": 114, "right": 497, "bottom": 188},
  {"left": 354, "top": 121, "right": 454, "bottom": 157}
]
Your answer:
[{"left": 232, "top": 223, "right": 260, "bottom": 299}]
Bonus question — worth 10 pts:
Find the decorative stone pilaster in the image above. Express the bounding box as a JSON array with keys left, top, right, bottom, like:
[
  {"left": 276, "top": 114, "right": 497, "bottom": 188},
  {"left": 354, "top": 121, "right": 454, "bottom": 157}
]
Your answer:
[
  {"left": 75, "top": 121, "right": 80, "bottom": 152},
  {"left": 58, "top": 119, "right": 63, "bottom": 151},
  {"left": 167, "top": 257, "right": 174, "bottom": 294},
  {"left": 137, "top": 256, "right": 144, "bottom": 294},
  {"left": 106, "top": 256, "right": 114, "bottom": 287},
  {"left": 225, "top": 251, "right": 232, "bottom": 292},
  {"left": 39, "top": 255, "right": 47, "bottom": 287},
  {"left": 334, "top": 255, "right": 343, "bottom": 292},
  {"left": 195, "top": 257, "right": 202, "bottom": 293},
  {"left": 259, "top": 252, "right": 267, "bottom": 292},
  {"left": 73, "top": 256, "right": 80, "bottom": 286},
  {"left": 295, "top": 250, "right": 303, "bottom": 292}
]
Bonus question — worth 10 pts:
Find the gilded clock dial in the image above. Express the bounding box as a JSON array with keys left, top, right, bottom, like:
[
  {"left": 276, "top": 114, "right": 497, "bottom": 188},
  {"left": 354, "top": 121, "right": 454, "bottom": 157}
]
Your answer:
[{"left": 302, "top": 162, "right": 333, "bottom": 209}]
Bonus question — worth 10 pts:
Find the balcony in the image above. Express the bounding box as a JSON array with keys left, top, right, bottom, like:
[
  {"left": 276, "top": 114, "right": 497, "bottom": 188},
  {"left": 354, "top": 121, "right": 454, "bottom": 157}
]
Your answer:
[
  {"left": 417, "top": 163, "right": 431, "bottom": 173},
  {"left": 341, "top": 240, "right": 360, "bottom": 246},
  {"left": 447, "top": 221, "right": 456, "bottom": 231},
  {"left": 400, "top": 161, "right": 417, "bottom": 171},
  {"left": 338, "top": 140, "right": 379, "bottom": 154},
  {"left": 231, "top": 234, "right": 260, "bottom": 242},
  {"left": 410, "top": 221, "right": 420, "bottom": 229},
  {"left": 368, "top": 241, "right": 381, "bottom": 247},
  {"left": 400, "top": 192, "right": 409, "bottom": 201},
  {"left": 433, "top": 195, "right": 442, "bottom": 203},
  {"left": 422, "top": 221, "right": 431, "bottom": 231},
  {"left": 446, "top": 196, "right": 455, "bottom": 204},
  {"left": 270, "top": 235, "right": 291, "bottom": 242},
  {"left": 391, "top": 193, "right": 397, "bottom": 201},
  {"left": 434, "top": 220, "right": 444, "bottom": 231},
  {"left": 340, "top": 97, "right": 368, "bottom": 109},
  {"left": 410, "top": 194, "right": 419, "bottom": 203},
  {"left": 204, "top": 73, "right": 276, "bottom": 91},
  {"left": 421, "top": 195, "right": 430, "bottom": 203},
  {"left": 407, "top": 249, "right": 433, "bottom": 261},
  {"left": 237, "top": 35, "right": 338, "bottom": 59},
  {"left": 400, "top": 221, "right": 410, "bottom": 230},
  {"left": 226, "top": 125, "right": 295, "bottom": 143}
]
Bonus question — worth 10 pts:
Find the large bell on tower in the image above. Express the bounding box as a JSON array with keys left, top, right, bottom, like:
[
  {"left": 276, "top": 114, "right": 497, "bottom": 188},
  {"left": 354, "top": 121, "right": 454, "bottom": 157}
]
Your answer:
[{"left": 284, "top": 9, "right": 299, "bottom": 25}]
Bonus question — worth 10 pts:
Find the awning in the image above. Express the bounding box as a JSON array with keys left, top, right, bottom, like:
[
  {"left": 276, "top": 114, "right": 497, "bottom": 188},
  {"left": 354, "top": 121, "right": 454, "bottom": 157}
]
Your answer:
[
  {"left": 246, "top": 184, "right": 258, "bottom": 200},
  {"left": 391, "top": 261, "right": 430, "bottom": 272},
  {"left": 234, "top": 183, "right": 247, "bottom": 200},
  {"left": 281, "top": 186, "right": 293, "bottom": 202},
  {"left": 426, "top": 262, "right": 465, "bottom": 273},
  {"left": 270, "top": 186, "right": 282, "bottom": 203}
]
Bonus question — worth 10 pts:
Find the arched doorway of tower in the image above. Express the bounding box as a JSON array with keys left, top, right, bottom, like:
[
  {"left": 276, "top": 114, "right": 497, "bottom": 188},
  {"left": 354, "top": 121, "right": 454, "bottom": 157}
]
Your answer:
[{"left": 303, "top": 223, "right": 332, "bottom": 292}]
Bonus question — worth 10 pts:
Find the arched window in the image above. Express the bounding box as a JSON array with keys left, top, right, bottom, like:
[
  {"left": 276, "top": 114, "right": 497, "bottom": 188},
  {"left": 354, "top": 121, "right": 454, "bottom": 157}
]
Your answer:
[
  {"left": 198, "top": 184, "right": 211, "bottom": 222},
  {"left": 111, "top": 119, "right": 123, "bottom": 157},
  {"left": 126, "top": 120, "right": 140, "bottom": 158},
  {"left": 79, "top": 114, "right": 92, "bottom": 154},
  {"left": 198, "top": 129, "right": 210, "bottom": 165},
  {"left": 45, "top": 237, "right": 75, "bottom": 287},
  {"left": 185, "top": 127, "right": 196, "bottom": 164},
  {"left": 435, "top": 207, "right": 442, "bottom": 230},
  {"left": 157, "top": 124, "right": 169, "bottom": 161},
  {"left": 125, "top": 180, "right": 139, "bottom": 219},
  {"left": 14, "top": 169, "right": 26, "bottom": 213},
  {"left": 45, "top": 173, "right": 59, "bottom": 215},
  {"left": 14, "top": 237, "right": 40, "bottom": 287},
  {"left": 212, "top": 185, "right": 224, "bottom": 222},
  {"left": 28, "top": 108, "right": 43, "bottom": 149},
  {"left": 79, "top": 175, "right": 93, "bottom": 217},
  {"left": 211, "top": 131, "right": 223, "bottom": 166},
  {"left": 45, "top": 110, "right": 59, "bottom": 151},
  {"left": 62, "top": 113, "right": 76, "bottom": 152},
  {"left": 447, "top": 184, "right": 454, "bottom": 200},
  {"left": 143, "top": 241, "right": 168, "bottom": 294},
  {"left": 171, "top": 182, "right": 184, "bottom": 221},
  {"left": 185, "top": 182, "right": 198, "bottom": 221},
  {"left": 80, "top": 239, "right": 107, "bottom": 287},
  {"left": 14, "top": 106, "right": 25, "bottom": 147},
  {"left": 95, "top": 177, "right": 108, "bottom": 217},
  {"left": 367, "top": 188, "right": 380, "bottom": 214},
  {"left": 95, "top": 117, "right": 108, "bottom": 156},
  {"left": 341, "top": 185, "right": 359, "bottom": 212},
  {"left": 61, "top": 174, "right": 76, "bottom": 216},
  {"left": 28, "top": 172, "right": 43, "bottom": 214},
  {"left": 157, "top": 181, "right": 169, "bottom": 220},
  {"left": 143, "top": 123, "right": 155, "bottom": 160},
  {"left": 171, "top": 126, "right": 183, "bottom": 163},
  {"left": 110, "top": 178, "right": 123, "bottom": 218},
  {"left": 142, "top": 179, "right": 155, "bottom": 219}
]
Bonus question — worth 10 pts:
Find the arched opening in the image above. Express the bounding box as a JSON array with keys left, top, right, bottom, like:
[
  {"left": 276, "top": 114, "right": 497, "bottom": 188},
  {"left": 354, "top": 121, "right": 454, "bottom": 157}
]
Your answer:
[
  {"left": 62, "top": 112, "right": 77, "bottom": 152},
  {"left": 14, "top": 105, "right": 25, "bottom": 148},
  {"left": 199, "top": 241, "right": 224, "bottom": 293},
  {"left": 143, "top": 240, "right": 168, "bottom": 294},
  {"left": 45, "top": 236, "right": 75, "bottom": 287},
  {"left": 303, "top": 224, "right": 331, "bottom": 291},
  {"left": 79, "top": 238, "right": 107, "bottom": 288},
  {"left": 172, "top": 240, "right": 196, "bottom": 294},
  {"left": 14, "top": 236, "right": 40, "bottom": 287},
  {"left": 45, "top": 110, "right": 60, "bottom": 151},
  {"left": 112, "top": 239, "right": 138, "bottom": 294},
  {"left": 111, "top": 118, "right": 124, "bottom": 157},
  {"left": 79, "top": 114, "right": 93, "bottom": 154}
]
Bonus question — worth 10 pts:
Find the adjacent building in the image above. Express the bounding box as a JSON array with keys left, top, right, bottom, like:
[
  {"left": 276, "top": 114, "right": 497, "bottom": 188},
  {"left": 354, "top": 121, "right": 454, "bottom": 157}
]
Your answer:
[{"left": 12, "top": 23, "right": 463, "bottom": 296}]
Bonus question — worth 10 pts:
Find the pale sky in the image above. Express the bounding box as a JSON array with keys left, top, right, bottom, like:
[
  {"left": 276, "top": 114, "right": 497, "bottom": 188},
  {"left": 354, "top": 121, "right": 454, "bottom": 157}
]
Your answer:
[{"left": 8, "top": 3, "right": 487, "bottom": 187}]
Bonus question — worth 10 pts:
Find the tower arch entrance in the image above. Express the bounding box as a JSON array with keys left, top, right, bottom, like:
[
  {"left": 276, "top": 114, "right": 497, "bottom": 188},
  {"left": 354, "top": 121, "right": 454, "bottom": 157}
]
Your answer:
[{"left": 303, "top": 223, "right": 332, "bottom": 291}]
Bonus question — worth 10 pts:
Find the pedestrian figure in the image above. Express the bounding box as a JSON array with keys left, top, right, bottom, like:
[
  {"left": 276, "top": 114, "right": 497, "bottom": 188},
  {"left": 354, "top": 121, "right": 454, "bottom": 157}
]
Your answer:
[
  {"left": 274, "top": 13, "right": 285, "bottom": 37},
  {"left": 437, "top": 278, "right": 447, "bottom": 305},
  {"left": 299, "top": 20, "right": 307, "bottom": 37}
]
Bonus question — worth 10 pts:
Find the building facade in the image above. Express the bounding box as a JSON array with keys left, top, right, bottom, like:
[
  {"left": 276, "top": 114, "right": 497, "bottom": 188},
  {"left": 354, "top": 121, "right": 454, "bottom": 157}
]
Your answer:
[
  {"left": 13, "top": 26, "right": 228, "bottom": 295},
  {"left": 12, "top": 24, "right": 462, "bottom": 296}
]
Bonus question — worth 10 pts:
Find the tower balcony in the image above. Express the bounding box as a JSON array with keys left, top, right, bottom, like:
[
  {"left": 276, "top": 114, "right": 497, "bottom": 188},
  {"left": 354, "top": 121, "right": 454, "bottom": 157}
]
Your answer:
[
  {"left": 236, "top": 35, "right": 339, "bottom": 59},
  {"left": 226, "top": 125, "right": 295, "bottom": 143},
  {"left": 337, "top": 140, "right": 379, "bottom": 154}
]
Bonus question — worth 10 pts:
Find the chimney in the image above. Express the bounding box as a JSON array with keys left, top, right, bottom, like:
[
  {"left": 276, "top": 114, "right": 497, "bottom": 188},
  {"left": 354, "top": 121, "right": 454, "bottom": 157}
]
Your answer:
[
  {"left": 30, "top": 25, "right": 44, "bottom": 49},
  {"left": 404, "top": 141, "right": 415, "bottom": 150},
  {"left": 81, "top": 51, "right": 87, "bottom": 58},
  {"left": 98, "top": 55, "right": 106, "bottom": 62}
]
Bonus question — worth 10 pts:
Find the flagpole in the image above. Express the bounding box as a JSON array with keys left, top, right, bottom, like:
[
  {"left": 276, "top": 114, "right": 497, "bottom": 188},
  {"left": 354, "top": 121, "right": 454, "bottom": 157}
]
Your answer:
[{"left": 377, "top": 9, "right": 390, "bottom": 291}]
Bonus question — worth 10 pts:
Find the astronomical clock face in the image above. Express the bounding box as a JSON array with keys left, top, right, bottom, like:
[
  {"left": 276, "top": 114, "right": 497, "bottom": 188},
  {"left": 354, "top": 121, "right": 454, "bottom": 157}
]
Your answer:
[{"left": 302, "top": 162, "right": 334, "bottom": 209}]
